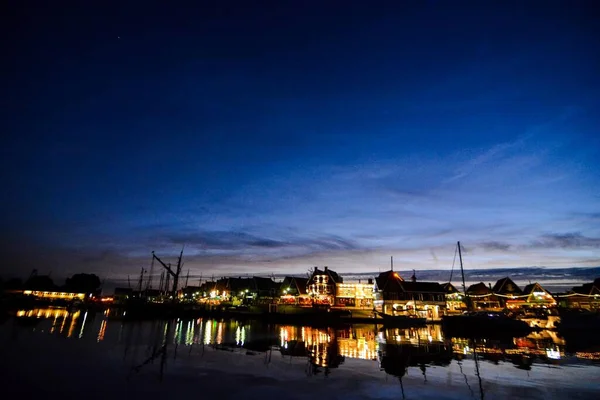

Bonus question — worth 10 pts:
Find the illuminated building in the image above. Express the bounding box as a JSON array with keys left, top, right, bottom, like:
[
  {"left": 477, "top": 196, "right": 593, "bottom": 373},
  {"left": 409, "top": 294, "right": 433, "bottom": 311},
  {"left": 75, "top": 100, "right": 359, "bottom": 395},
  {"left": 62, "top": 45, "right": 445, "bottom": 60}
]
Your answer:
[
  {"left": 335, "top": 280, "right": 374, "bottom": 308},
  {"left": 465, "top": 282, "right": 501, "bottom": 310},
  {"left": 559, "top": 278, "right": 600, "bottom": 310},
  {"left": 374, "top": 270, "right": 445, "bottom": 320},
  {"left": 441, "top": 282, "right": 466, "bottom": 313},
  {"left": 492, "top": 277, "right": 524, "bottom": 308},
  {"left": 22, "top": 290, "right": 86, "bottom": 301},
  {"left": 279, "top": 276, "right": 310, "bottom": 305},
  {"left": 521, "top": 282, "right": 556, "bottom": 308},
  {"left": 196, "top": 276, "right": 279, "bottom": 306},
  {"left": 307, "top": 267, "right": 342, "bottom": 305}
]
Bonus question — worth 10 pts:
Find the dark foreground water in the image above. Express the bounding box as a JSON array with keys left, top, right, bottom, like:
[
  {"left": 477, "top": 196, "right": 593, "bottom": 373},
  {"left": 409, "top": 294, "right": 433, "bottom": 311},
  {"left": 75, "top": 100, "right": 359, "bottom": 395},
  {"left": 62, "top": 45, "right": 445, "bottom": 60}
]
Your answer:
[{"left": 1, "top": 308, "right": 599, "bottom": 399}]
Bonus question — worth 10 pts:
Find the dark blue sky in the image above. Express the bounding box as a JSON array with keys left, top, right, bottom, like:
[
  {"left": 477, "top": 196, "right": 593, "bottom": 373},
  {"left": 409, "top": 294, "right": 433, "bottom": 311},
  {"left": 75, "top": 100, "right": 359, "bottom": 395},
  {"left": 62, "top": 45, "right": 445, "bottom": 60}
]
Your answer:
[{"left": 2, "top": 1, "right": 599, "bottom": 280}]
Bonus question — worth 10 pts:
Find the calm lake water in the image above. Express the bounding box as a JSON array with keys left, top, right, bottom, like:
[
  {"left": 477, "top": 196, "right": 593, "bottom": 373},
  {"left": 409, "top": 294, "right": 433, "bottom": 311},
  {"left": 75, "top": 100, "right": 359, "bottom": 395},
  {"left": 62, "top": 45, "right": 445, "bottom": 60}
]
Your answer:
[{"left": 1, "top": 308, "right": 599, "bottom": 399}]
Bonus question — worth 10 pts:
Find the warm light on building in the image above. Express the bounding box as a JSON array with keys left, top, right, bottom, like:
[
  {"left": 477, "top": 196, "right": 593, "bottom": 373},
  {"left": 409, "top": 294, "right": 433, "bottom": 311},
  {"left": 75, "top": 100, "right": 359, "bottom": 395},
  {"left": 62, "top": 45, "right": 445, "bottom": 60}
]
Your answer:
[
  {"left": 335, "top": 282, "right": 374, "bottom": 308},
  {"left": 22, "top": 290, "right": 86, "bottom": 301}
]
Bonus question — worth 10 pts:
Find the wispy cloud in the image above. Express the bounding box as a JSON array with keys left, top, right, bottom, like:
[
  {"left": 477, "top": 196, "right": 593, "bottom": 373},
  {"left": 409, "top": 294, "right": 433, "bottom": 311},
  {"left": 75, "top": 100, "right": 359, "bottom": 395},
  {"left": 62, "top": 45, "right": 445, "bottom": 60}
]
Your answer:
[
  {"left": 529, "top": 232, "right": 600, "bottom": 249},
  {"left": 3, "top": 125, "right": 599, "bottom": 278},
  {"left": 481, "top": 241, "right": 512, "bottom": 251}
]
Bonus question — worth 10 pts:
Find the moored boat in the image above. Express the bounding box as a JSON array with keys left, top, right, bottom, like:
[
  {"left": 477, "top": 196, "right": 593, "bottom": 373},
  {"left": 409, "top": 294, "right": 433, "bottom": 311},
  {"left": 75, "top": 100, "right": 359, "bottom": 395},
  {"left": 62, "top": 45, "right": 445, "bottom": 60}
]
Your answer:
[
  {"left": 377, "top": 312, "right": 427, "bottom": 328},
  {"left": 442, "top": 242, "right": 532, "bottom": 338},
  {"left": 442, "top": 311, "right": 532, "bottom": 338}
]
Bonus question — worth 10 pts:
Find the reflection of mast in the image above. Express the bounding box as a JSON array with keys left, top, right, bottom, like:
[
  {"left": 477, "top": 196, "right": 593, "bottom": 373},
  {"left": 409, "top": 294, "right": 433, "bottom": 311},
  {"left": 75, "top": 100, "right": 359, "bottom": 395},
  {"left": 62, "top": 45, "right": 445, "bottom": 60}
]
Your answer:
[
  {"left": 457, "top": 356, "right": 475, "bottom": 399},
  {"left": 472, "top": 340, "right": 485, "bottom": 400},
  {"left": 130, "top": 320, "right": 173, "bottom": 381},
  {"left": 399, "top": 376, "right": 406, "bottom": 400}
]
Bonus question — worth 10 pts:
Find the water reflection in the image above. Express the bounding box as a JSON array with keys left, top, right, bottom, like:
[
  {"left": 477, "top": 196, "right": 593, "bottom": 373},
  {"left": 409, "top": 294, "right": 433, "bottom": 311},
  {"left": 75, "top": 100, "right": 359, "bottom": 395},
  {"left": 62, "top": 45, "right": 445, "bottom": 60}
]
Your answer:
[
  {"left": 377, "top": 326, "right": 453, "bottom": 381},
  {"left": 15, "top": 308, "right": 83, "bottom": 338},
  {"left": 12, "top": 307, "right": 600, "bottom": 369}
]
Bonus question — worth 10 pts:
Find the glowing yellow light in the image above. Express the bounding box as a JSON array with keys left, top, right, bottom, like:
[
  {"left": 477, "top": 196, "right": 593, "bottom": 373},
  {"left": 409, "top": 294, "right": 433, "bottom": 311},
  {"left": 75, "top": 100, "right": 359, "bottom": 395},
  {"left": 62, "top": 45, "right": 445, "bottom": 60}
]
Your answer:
[{"left": 97, "top": 320, "right": 106, "bottom": 342}]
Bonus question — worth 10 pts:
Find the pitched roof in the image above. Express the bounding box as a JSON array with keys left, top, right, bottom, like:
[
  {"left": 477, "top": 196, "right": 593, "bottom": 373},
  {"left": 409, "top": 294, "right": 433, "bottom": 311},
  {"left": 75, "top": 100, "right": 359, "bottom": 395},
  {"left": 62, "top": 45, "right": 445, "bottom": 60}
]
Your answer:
[
  {"left": 310, "top": 267, "right": 343, "bottom": 284},
  {"left": 292, "top": 277, "right": 309, "bottom": 295},
  {"left": 252, "top": 276, "right": 278, "bottom": 291},
  {"left": 376, "top": 271, "right": 444, "bottom": 293},
  {"left": 375, "top": 270, "right": 403, "bottom": 292},
  {"left": 401, "top": 281, "right": 445, "bottom": 293},
  {"left": 226, "top": 277, "right": 253, "bottom": 292},
  {"left": 442, "top": 282, "right": 460, "bottom": 294},
  {"left": 572, "top": 278, "right": 600, "bottom": 295},
  {"left": 280, "top": 276, "right": 309, "bottom": 295},
  {"left": 523, "top": 282, "right": 552, "bottom": 295},
  {"left": 466, "top": 282, "right": 493, "bottom": 295},
  {"left": 492, "top": 277, "right": 522, "bottom": 295}
]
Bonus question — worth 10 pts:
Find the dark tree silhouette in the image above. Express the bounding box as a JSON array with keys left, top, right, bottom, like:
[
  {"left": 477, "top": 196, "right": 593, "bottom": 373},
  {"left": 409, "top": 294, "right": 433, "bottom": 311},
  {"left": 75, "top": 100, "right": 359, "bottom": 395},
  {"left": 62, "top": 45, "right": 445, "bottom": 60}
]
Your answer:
[{"left": 65, "top": 273, "right": 101, "bottom": 294}]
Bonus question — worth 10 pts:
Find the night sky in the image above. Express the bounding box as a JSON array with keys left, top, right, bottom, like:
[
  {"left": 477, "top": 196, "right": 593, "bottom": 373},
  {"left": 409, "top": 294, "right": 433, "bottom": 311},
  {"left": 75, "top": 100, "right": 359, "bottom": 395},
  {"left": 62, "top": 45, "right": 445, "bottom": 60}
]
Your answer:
[{"left": 2, "top": 1, "right": 599, "bottom": 280}]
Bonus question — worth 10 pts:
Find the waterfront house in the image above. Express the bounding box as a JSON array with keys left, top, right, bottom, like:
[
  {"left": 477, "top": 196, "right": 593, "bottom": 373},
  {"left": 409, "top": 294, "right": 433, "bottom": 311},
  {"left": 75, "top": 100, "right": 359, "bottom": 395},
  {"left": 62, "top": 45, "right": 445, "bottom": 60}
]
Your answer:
[
  {"left": 559, "top": 278, "right": 600, "bottom": 310},
  {"left": 374, "top": 270, "right": 446, "bottom": 320},
  {"left": 521, "top": 282, "right": 556, "bottom": 308},
  {"left": 466, "top": 282, "right": 501, "bottom": 310},
  {"left": 251, "top": 276, "right": 280, "bottom": 305},
  {"left": 492, "top": 277, "right": 524, "bottom": 308},
  {"left": 279, "top": 276, "right": 310, "bottom": 305},
  {"left": 335, "top": 279, "right": 374, "bottom": 308},
  {"left": 225, "top": 277, "right": 254, "bottom": 304},
  {"left": 441, "top": 283, "right": 466, "bottom": 313},
  {"left": 307, "top": 267, "right": 343, "bottom": 305},
  {"left": 199, "top": 278, "right": 228, "bottom": 300}
]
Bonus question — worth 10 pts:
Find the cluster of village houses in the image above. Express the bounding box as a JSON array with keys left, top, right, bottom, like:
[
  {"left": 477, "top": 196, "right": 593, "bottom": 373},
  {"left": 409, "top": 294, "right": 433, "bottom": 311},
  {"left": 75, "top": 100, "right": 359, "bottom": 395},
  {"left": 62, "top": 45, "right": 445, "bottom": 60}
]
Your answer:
[
  {"left": 110, "top": 267, "right": 600, "bottom": 319},
  {"left": 15, "top": 266, "right": 599, "bottom": 318}
]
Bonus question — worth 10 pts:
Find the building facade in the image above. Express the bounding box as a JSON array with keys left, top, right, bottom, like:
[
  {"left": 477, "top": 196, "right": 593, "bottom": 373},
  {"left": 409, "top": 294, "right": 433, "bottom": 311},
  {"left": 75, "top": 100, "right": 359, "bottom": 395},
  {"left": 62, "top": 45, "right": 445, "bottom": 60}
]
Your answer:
[
  {"left": 559, "top": 279, "right": 600, "bottom": 310},
  {"left": 492, "top": 277, "right": 524, "bottom": 309},
  {"left": 466, "top": 282, "right": 501, "bottom": 310},
  {"left": 279, "top": 276, "right": 310, "bottom": 305},
  {"left": 307, "top": 267, "right": 343, "bottom": 305},
  {"left": 374, "top": 270, "right": 446, "bottom": 320},
  {"left": 335, "top": 280, "right": 374, "bottom": 308},
  {"left": 521, "top": 283, "right": 556, "bottom": 308},
  {"left": 442, "top": 283, "right": 466, "bottom": 313}
]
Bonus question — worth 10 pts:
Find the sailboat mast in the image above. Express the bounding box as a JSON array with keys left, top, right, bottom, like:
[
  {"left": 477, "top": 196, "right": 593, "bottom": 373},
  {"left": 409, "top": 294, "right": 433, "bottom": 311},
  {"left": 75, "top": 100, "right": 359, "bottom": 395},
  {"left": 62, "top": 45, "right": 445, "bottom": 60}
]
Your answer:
[{"left": 457, "top": 241, "right": 469, "bottom": 310}]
